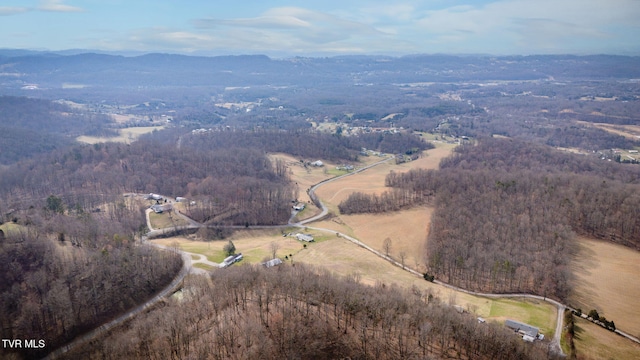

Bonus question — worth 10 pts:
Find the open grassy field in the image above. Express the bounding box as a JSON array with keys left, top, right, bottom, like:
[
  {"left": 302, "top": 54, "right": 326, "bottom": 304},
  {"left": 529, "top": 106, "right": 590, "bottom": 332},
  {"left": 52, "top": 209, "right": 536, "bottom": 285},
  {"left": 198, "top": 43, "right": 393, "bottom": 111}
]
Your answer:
[
  {"left": 77, "top": 126, "right": 165, "bottom": 144},
  {"left": 311, "top": 143, "right": 453, "bottom": 267},
  {"left": 148, "top": 211, "right": 190, "bottom": 230},
  {"left": 570, "top": 236, "right": 640, "bottom": 338},
  {"left": 316, "top": 143, "right": 454, "bottom": 206},
  {"left": 311, "top": 207, "right": 434, "bottom": 271},
  {"left": 487, "top": 298, "right": 557, "bottom": 336},
  {"left": 0, "top": 222, "right": 25, "bottom": 236},
  {"left": 291, "top": 234, "right": 556, "bottom": 334},
  {"left": 152, "top": 229, "right": 319, "bottom": 264},
  {"left": 153, "top": 227, "right": 557, "bottom": 339},
  {"left": 576, "top": 121, "right": 640, "bottom": 142},
  {"left": 573, "top": 317, "right": 640, "bottom": 360}
]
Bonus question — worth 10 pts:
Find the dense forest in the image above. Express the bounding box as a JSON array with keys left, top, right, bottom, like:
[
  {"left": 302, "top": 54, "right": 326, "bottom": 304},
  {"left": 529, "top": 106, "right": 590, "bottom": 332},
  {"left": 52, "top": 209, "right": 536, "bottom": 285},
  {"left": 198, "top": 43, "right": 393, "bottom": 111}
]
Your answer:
[
  {"left": 66, "top": 265, "right": 556, "bottom": 360},
  {"left": 376, "top": 137, "right": 640, "bottom": 300},
  {"left": 0, "top": 202, "right": 182, "bottom": 360}
]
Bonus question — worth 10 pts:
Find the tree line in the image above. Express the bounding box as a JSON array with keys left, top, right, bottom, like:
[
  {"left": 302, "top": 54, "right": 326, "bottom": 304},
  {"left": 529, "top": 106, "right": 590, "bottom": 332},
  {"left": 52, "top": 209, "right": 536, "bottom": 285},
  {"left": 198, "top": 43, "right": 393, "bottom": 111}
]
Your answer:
[{"left": 66, "top": 264, "right": 556, "bottom": 360}]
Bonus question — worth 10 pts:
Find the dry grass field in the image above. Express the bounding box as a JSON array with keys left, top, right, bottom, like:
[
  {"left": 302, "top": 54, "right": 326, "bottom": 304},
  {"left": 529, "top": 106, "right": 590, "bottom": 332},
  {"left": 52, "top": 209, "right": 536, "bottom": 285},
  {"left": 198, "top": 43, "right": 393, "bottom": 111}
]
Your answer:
[
  {"left": 570, "top": 236, "right": 640, "bottom": 338},
  {"left": 311, "top": 143, "right": 454, "bottom": 267},
  {"left": 316, "top": 143, "right": 454, "bottom": 206},
  {"left": 288, "top": 234, "right": 557, "bottom": 334},
  {"left": 330, "top": 207, "right": 434, "bottom": 271},
  {"left": 573, "top": 317, "right": 640, "bottom": 360},
  {"left": 77, "top": 126, "right": 165, "bottom": 144},
  {"left": 576, "top": 121, "right": 640, "bottom": 141},
  {"left": 152, "top": 229, "right": 316, "bottom": 264},
  {"left": 148, "top": 211, "right": 190, "bottom": 230}
]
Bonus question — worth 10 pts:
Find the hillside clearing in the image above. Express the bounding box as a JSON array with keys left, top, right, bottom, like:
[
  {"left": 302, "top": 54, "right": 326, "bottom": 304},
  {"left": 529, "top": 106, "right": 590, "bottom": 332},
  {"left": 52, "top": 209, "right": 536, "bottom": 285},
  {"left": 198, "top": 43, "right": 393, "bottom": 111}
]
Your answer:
[{"left": 77, "top": 126, "right": 165, "bottom": 144}]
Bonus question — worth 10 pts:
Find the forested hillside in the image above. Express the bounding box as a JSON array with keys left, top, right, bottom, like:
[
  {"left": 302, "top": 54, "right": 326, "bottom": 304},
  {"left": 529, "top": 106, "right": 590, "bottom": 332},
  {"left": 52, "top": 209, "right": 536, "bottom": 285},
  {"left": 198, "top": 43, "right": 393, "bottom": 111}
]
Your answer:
[
  {"left": 0, "top": 203, "right": 182, "bottom": 360},
  {"left": 381, "top": 138, "right": 640, "bottom": 300},
  {"left": 67, "top": 265, "right": 556, "bottom": 360},
  {"left": 0, "top": 96, "right": 116, "bottom": 164}
]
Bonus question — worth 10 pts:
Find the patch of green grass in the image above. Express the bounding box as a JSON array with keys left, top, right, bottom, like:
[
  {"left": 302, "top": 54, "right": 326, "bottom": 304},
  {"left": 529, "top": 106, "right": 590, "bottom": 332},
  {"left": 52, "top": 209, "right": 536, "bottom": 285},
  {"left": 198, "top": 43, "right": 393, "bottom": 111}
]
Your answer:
[
  {"left": 241, "top": 248, "right": 271, "bottom": 263},
  {"left": 413, "top": 131, "right": 439, "bottom": 141},
  {"left": 0, "top": 222, "right": 25, "bottom": 236},
  {"left": 487, "top": 298, "right": 557, "bottom": 336},
  {"left": 326, "top": 168, "right": 349, "bottom": 177},
  {"left": 149, "top": 212, "right": 189, "bottom": 229},
  {"left": 170, "top": 241, "right": 227, "bottom": 263},
  {"left": 193, "top": 263, "right": 216, "bottom": 271}
]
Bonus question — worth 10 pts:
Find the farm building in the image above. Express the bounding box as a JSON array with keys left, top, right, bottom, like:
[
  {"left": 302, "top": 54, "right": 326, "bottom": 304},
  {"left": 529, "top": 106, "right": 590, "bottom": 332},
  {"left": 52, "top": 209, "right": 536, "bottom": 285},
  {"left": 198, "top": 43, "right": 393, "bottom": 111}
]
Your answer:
[
  {"left": 176, "top": 197, "right": 187, "bottom": 202},
  {"left": 295, "top": 233, "right": 314, "bottom": 242},
  {"left": 311, "top": 160, "right": 324, "bottom": 167},
  {"left": 293, "top": 203, "right": 305, "bottom": 211},
  {"left": 505, "top": 319, "right": 539, "bottom": 338},
  {"left": 222, "top": 253, "right": 243, "bottom": 268},
  {"left": 262, "top": 258, "right": 283, "bottom": 268},
  {"left": 145, "top": 193, "right": 163, "bottom": 201}
]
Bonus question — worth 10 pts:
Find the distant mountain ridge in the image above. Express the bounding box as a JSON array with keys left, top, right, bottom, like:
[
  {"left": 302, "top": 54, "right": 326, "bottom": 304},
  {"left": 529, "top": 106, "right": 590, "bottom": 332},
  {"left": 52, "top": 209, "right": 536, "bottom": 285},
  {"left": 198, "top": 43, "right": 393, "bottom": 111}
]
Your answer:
[{"left": 1, "top": 50, "right": 639, "bottom": 92}]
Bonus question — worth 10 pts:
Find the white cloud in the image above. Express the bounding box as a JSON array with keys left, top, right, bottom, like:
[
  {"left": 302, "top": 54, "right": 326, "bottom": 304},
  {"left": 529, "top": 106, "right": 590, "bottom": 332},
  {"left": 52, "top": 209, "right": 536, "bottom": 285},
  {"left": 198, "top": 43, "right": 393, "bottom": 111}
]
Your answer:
[
  {"left": 414, "top": 0, "right": 640, "bottom": 53},
  {"left": 38, "top": 0, "right": 84, "bottom": 13},
  {"left": 194, "top": 7, "right": 388, "bottom": 47}
]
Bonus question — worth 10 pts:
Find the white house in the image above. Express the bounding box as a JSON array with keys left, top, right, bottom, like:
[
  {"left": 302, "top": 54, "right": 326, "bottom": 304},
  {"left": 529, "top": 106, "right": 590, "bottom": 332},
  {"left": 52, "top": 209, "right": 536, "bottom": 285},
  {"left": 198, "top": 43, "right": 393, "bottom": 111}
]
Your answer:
[{"left": 296, "top": 233, "right": 314, "bottom": 242}]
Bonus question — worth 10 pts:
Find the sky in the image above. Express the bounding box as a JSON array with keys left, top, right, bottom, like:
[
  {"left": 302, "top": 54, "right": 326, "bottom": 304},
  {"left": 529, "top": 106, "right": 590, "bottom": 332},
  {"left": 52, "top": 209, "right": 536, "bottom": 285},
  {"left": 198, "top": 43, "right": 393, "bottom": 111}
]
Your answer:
[{"left": 1, "top": 0, "right": 639, "bottom": 56}]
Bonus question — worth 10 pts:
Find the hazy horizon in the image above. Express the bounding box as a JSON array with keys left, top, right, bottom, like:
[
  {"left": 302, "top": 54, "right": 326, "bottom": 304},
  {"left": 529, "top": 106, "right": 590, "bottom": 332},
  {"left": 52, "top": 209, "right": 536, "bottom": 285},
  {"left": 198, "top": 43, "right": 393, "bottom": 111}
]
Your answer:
[{"left": 1, "top": 1, "right": 639, "bottom": 57}]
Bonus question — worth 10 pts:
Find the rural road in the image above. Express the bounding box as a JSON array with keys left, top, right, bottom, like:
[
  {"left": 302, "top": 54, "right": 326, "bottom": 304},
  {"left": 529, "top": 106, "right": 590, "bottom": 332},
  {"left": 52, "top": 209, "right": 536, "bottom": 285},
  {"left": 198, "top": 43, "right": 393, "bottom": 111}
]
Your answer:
[
  {"left": 45, "top": 154, "right": 639, "bottom": 358},
  {"left": 43, "top": 245, "right": 192, "bottom": 360},
  {"left": 297, "top": 155, "right": 576, "bottom": 355}
]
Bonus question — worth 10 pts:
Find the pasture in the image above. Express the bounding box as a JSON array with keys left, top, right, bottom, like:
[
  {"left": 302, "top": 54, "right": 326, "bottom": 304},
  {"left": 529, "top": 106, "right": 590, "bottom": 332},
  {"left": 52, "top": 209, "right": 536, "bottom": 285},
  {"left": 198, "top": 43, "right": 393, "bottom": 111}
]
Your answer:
[
  {"left": 77, "top": 126, "right": 165, "bottom": 144},
  {"left": 148, "top": 211, "right": 190, "bottom": 230},
  {"left": 572, "top": 317, "right": 640, "bottom": 360},
  {"left": 570, "top": 236, "right": 640, "bottom": 337}
]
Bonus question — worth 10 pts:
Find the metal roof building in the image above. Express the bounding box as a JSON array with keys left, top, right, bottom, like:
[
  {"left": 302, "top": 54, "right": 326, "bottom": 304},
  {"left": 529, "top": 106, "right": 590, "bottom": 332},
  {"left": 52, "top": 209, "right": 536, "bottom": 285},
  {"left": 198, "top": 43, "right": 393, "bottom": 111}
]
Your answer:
[{"left": 505, "top": 319, "right": 539, "bottom": 337}]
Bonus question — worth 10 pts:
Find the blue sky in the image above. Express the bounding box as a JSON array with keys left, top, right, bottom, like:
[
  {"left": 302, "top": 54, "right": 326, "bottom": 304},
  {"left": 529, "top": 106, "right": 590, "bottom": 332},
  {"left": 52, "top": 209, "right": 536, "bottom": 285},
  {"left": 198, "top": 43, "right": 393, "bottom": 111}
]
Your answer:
[{"left": 1, "top": 0, "right": 639, "bottom": 56}]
